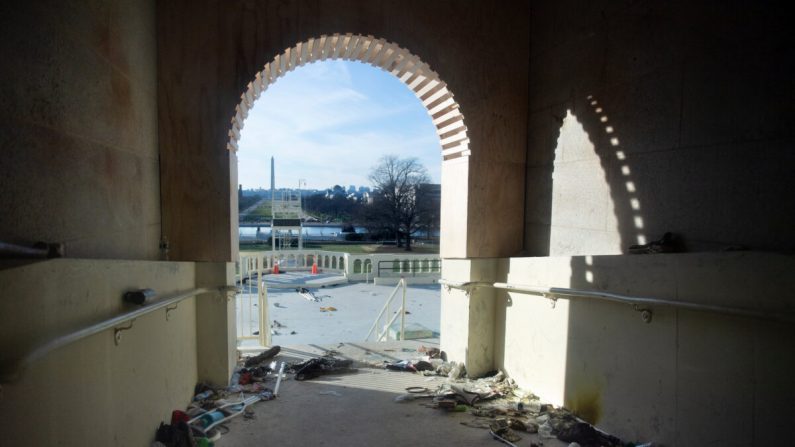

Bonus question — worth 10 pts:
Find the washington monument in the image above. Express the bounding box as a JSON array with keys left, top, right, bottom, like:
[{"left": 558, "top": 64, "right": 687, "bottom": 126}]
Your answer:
[{"left": 270, "top": 156, "right": 275, "bottom": 195}]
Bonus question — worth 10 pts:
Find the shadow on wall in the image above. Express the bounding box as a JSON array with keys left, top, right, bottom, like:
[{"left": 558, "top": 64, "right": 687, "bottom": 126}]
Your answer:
[
  {"left": 526, "top": 62, "right": 795, "bottom": 446},
  {"left": 520, "top": 1, "right": 795, "bottom": 443}
]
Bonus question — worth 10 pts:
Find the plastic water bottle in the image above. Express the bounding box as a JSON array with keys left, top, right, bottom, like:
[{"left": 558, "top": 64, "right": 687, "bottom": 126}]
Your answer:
[
  {"left": 199, "top": 410, "right": 224, "bottom": 428},
  {"left": 538, "top": 421, "right": 554, "bottom": 439}
]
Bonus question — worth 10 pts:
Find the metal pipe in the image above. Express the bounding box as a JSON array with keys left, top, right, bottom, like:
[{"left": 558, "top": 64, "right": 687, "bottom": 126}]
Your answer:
[
  {"left": 273, "top": 362, "right": 285, "bottom": 396},
  {"left": 400, "top": 278, "right": 406, "bottom": 341},
  {"left": 0, "top": 241, "right": 63, "bottom": 259},
  {"left": 1, "top": 287, "right": 218, "bottom": 382}
]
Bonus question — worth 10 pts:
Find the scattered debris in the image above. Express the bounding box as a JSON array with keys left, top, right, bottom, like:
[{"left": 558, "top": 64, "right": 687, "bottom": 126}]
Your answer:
[
  {"left": 245, "top": 346, "right": 281, "bottom": 367},
  {"left": 384, "top": 360, "right": 634, "bottom": 447},
  {"left": 319, "top": 306, "right": 337, "bottom": 312},
  {"left": 418, "top": 345, "right": 445, "bottom": 360},
  {"left": 271, "top": 320, "right": 286, "bottom": 328},
  {"left": 385, "top": 359, "right": 435, "bottom": 373},
  {"left": 543, "top": 407, "right": 623, "bottom": 446},
  {"left": 297, "top": 287, "right": 321, "bottom": 302},
  {"left": 629, "top": 232, "right": 679, "bottom": 254},
  {"left": 290, "top": 355, "right": 355, "bottom": 380},
  {"left": 489, "top": 418, "right": 522, "bottom": 444}
]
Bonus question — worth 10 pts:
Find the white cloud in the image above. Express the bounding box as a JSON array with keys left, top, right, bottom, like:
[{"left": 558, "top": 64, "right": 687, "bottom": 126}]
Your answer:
[{"left": 237, "top": 60, "right": 441, "bottom": 190}]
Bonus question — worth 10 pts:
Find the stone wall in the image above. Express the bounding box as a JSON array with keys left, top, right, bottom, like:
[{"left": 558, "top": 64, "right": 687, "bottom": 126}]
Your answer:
[
  {"left": 156, "top": 0, "right": 531, "bottom": 261},
  {"left": 0, "top": 259, "right": 198, "bottom": 446},
  {"left": 525, "top": 1, "right": 795, "bottom": 256},
  {"left": 0, "top": 0, "right": 161, "bottom": 260},
  {"left": 494, "top": 252, "right": 795, "bottom": 446}
]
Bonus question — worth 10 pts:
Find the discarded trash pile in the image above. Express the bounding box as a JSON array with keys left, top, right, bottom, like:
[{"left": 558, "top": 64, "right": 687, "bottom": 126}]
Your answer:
[
  {"left": 289, "top": 354, "right": 356, "bottom": 380},
  {"left": 384, "top": 347, "right": 645, "bottom": 447},
  {"left": 151, "top": 346, "right": 285, "bottom": 447}
]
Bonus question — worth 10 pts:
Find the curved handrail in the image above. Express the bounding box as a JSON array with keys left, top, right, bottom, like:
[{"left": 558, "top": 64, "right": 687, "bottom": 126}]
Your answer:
[{"left": 1, "top": 287, "right": 234, "bottom": 382}]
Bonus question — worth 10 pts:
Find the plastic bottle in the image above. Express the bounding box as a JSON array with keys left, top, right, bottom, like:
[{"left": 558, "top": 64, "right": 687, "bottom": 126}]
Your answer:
[
  {"left": 199, "top": 411, "right": 224, "bottom": 428},
  {"left": 538, "top": 421, "right": 554, "bottom": 439}
]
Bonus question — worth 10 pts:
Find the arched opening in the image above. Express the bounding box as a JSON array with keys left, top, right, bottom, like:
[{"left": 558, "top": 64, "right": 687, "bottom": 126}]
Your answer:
[
  {"left": 231, "top": 34, "right": 458, "bottom": 348},
  {"left": 227, "top": 34, "right": 468, "bottom": 162}
]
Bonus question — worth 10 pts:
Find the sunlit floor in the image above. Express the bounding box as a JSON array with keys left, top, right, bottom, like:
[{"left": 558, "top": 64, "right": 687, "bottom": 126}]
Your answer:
[
  {"left": 218, "top": 341, "right": 568, "bottom": 447},
  {"left": 238, "top": 281, "right": 442, "bottom": 347}
]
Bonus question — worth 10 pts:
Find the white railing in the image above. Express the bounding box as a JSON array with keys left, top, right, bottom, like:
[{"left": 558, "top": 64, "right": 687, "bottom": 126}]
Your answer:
[
  {"left": 238, "top": 249, "right": 441, "bottom": 281},
  {"left": 236, "top": 253, "right": 270, "bottom": 347},
  {"left": 345, "top": 253, "right": 441, "bottom": 282},
  {"left": 239, "top": 250, "right": 348, "bottom": 275},
  {"left": 365, "top": 278, "right": 407, "bottom": 342},
  {"left": 237, "top": 249, "right": 440, "bottom": 346}
]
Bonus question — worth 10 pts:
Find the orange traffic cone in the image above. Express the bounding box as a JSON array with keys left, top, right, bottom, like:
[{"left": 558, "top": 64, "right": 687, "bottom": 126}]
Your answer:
[
  {"left": 311, "top": 263, "right": 318, "bottom": 275},
  {"left": 273, "top": 263, "right": 279, "bottom": 274}
]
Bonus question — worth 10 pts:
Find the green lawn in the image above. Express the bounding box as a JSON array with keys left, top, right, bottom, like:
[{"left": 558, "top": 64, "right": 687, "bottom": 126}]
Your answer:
[{"left": 240, "top": 201, "right": 272, "bottom": 221}]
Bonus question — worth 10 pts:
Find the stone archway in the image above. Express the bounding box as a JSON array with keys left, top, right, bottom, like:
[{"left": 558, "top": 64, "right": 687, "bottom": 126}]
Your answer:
[{"left": 226, "top": 34, "right": 469, "bottom": 162}]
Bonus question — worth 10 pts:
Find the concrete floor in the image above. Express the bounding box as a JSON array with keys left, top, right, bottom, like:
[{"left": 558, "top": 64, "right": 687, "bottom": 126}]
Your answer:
[
  {"left": 218, "top": 341, "right": 568, "bottom": 447},
  {"left": 238, "top": 281, "right": 442, "bottom": 347}
]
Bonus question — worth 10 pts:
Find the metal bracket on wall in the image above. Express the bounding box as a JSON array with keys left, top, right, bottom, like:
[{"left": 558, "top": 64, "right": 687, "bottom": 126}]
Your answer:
[
  {"left": 438, "top": 280, "right": 492, "bottom": 298},
  {"left": 217, "top": 285, "right": 240, "bottom": 303},
  {"left": 165, "top": 304, "right": 179, "bottom": 321},
  {"left": 633, "top": 305, "right": 653, "bottom": 323},
  {"left": 114, "top": 319, "right": 136, "bottom": 345},
  {"left": 543, "top": 293, "right": 558, "bottom": 309}
]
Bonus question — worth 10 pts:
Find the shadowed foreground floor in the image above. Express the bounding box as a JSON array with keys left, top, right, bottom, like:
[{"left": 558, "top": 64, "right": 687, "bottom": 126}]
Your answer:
[{"left": 219, "top": 342, "right": 567, "bottom": 447}]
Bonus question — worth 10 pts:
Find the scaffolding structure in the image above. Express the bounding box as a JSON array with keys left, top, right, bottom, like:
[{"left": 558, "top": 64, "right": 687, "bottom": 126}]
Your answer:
[{"left": 271, "top": 189, "right": 303, "bottom": 253}]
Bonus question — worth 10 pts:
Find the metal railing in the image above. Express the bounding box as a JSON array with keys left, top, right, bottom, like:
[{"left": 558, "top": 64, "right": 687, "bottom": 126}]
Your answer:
[
  {"left": 438, "top": 279, "right": 795, "bottom": 324},
  {"left": 365, "top": 278, "right": 408, "bottom": 342},
  {"left": 1, "top": 287, "right": 230, "bottom": 382}
]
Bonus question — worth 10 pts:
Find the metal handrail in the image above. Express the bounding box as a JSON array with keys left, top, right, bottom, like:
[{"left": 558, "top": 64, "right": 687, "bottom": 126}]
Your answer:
[
  {"left": 1, "top": 287, "right": 232, "bottom": 382},
  {"left": 365, "top": 278, "right": 407, "bottom": 341},
  {"left": 438, "top": 279, "right": 795, "bottom": 324}
]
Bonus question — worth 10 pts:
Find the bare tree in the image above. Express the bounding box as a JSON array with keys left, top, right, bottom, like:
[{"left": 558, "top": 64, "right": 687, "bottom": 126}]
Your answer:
[{"left": 368, "top": 155, "right": 430, "bottom": 251}]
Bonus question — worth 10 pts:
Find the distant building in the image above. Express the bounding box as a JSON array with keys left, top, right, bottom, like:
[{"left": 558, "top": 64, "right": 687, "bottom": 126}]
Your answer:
[{"left": 418, "top": 183, "right": 441, "bottom": 202}]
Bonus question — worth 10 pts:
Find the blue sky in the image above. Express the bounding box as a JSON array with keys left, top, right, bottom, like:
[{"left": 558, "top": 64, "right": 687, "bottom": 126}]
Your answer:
[{"left": 237, "top": 60, "right": 441, "bottom": 190}]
